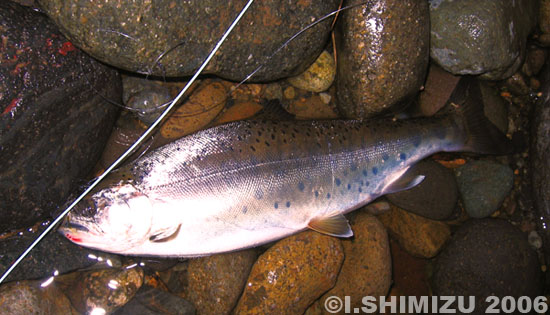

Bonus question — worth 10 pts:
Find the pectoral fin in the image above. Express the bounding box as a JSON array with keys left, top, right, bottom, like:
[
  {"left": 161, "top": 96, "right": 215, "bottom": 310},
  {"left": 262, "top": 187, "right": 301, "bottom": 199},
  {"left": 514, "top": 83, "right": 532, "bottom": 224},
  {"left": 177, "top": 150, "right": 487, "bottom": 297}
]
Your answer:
[
  {"left": 149, "top": 224, "right": 182, "bottom": 243},
  {"left": 308, "top": 213, "right": 353, "bottom": 238}
]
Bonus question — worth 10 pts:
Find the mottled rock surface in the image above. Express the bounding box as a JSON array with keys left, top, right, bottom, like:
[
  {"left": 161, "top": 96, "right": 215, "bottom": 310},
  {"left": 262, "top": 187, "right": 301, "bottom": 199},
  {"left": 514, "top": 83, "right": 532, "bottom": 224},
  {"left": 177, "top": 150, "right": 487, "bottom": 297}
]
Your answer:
[
  {"left": 386, "top": 159, "right": 458, "bottom": 220},
  {"left": 287, "top": 51, "right": 336, "bottom": 93},
  {"left": 113, "top": 285, "right": 195, "bottom": 315},
  {"left": 234, "top": 231, "right": 344, "bottom": 315},
  {"left": 433, "top": 219, "right": 543, "bottom": 313},
  {"left": 38, "top": 0, "right": 340, "bottom": 81},
  {"left": 0, "top": 280, "right": 78, "bottom": 314},
  {"left": 183, "top": 250, "right": 257, "bottom": 315},
  {"left": 336, "top": 0, "right": 429, "bottom": 118},
  {"left": 455, "top": 160, "right": 514, "bottom": 219},
  {"left": 63, "top": 267, "right": 144, "bottom": 314},
  {"left": 429, "top": 0, "right": 538, "bottom": 80},
  {"left": 308, "top": 211, "right": 392, "bottom": 314},
  {"left": 378, "top": 205, "right": 450, "bottom": 258},
  {"left": 0, "top": 1, "right": 120, "bottom": 232}
]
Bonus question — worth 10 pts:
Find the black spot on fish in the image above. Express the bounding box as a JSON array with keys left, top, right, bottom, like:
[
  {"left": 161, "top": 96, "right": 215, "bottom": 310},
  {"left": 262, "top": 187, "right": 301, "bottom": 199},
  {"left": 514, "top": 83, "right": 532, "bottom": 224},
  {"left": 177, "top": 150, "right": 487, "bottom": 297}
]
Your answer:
[
  {"left": 256, "top": 138, "right": 260, "bottom": 143},
  {"left": 351, "top": 164, "right": 358, "bottom": 171},
  {"left": 265, "top": 141, "right": 270, "bottom": 147},
  {"left": 238, "top": 135, "right": 243, "bottom": 141},
  {"left": 315, "top": 191, "right": 319, "bottom": 197},
  {"left": 271, "top": 134, "right": 275, "bottom": 140},
  {"left": 359, "top": 187, "right": 362, "bottom": 193},
  {"left": 382, "top": 154, "right": 389, "bottom": 161},
  {"left": 298, "top": 182, "right": 305, "bottom": 192},
  {"left": 242, "top": 206, "right": 248, "bottom": 214},
  {"left": 362, "top": 169, "right": 368, "bottom": 177},
  {"left": 274, "top": 202, "right": 278, "bottom": 209},
  {"left": 335, "top": 178, "right": 341, "bottom": 186},
  {"left": 365, "top": 181, "right": 370, "bottom": 186},
  {"left": 255, "top": 189, "right": 264, "bottom": 200},
  {"left": 258, "top": 131, "right": 262, "bottom": 136},
  {"left": 250, "top": 146, "right": 256, "bottom": 152},
  {"left": 286, "top": 201, "right": 291, "bottom": 208},
  {"left": 400, "top": 153, "right": 406, "bottom": 160},
  {"left": 326, "top": 193, "right": 331, "bottom": 199},
  {"left": 372, "top": 167, "right": 378, "bottom": 175},
  {"left": 347, "top": 184, "right": 351, "bottom": 190}
]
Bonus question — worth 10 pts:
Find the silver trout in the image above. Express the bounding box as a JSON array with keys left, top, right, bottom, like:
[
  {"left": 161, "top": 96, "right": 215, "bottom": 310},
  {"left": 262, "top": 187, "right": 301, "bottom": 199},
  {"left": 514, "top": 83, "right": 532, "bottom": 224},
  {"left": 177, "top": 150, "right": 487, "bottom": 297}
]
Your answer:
[{"left": 59, "top": 77, "right": 511, "bottom": 257}]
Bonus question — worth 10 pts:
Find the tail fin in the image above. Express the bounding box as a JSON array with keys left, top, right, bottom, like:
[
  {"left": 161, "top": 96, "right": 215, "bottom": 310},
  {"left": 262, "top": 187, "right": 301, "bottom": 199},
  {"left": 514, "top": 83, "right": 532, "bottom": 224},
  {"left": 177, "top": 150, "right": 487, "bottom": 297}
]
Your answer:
[{"left": 443, "top": 76, "right": 514, "bottom": 155}]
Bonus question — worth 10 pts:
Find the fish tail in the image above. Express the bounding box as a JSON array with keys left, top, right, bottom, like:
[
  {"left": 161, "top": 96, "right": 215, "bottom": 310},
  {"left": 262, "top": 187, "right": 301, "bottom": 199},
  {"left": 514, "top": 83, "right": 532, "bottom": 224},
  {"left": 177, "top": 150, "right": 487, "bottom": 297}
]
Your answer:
[{"left": 444, "top": 77, "right": 514, "bottom": 155}]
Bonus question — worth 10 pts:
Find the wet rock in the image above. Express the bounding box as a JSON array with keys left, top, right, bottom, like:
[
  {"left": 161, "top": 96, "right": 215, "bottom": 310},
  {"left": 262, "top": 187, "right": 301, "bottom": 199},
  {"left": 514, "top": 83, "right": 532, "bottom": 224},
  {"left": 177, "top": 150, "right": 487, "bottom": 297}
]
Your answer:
[
  {"left": 160, "top": 79, "right": 229, "bottom": 139},
  {"left": 122, "top": 75, "right": 173, "bottom": 125},
  {"left": 429, "top": 0, "right": 537, "bottom": 80},
  {"left": 386, "top": 159, "right": 458, "bottom": 220},
  {"left": 378, "top": 205, "right": 451, "bottom": 258},
  {"left": 113, "top": 285, "right": 195, "bottom": 315},
  {"left": 287, "top": 51, "right": 336, "bottom": 93},
  {"left": 183, "top": 250, "right": 258, "bottom": 315},
  {"left": 0, "top": 224, "right": 118, "bottom": 282},
  {"left": 211, "top": 84, "right": 265, "bottom": 125},
  {"left": 0, "top": 1, "right": 120, "bottom": 232},
  {"left": 433, "top": 219, "right": 543, "bottom": 312},
  {"left": 418, "top": 64, "right": 460, "bottom": 116},
  {"left": 308, "top": 211, "right": 391, "bottom": 314},
  {"left": 455, "top": 160, "right": 514, "bottom": 219},
  {"left": 540, "top": 0, "right": 550, "bottom": 46},
  {"left": 63, "top": 266, "right": 144, "bottom": 314},
  {"left": 388, "top": 239, "right": 430, "bottom": 297},
  {"left": 234, "top": 231, "right": 344, "bottom": 315},
  {"left": 0, "top": 280, "right": 78, "bottom": 314},
  {"left": 522, "top": 46, "right": 548, "bottom": 77},
  {"left": 38, "top": 0, "right": 340, "bottom": 81},
  {"left": 273, "top": 83, "right": 339, "bottom": 120},
  {"left": 531, "top": 61, "right": 550, "bottom": 269},
  {"left": 336, "top": 0, "right": 429, "bottom": 118},
  {"left": 479, "top": 82, "right": 509, "bottom": 134}
]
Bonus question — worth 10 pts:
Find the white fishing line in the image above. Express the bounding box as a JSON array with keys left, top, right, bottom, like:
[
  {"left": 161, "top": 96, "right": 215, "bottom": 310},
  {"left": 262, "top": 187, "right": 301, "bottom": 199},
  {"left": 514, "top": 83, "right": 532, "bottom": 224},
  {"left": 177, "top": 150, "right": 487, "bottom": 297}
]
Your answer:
[{"left": 0, "top": 0, "right": 255, "bottom": 284}]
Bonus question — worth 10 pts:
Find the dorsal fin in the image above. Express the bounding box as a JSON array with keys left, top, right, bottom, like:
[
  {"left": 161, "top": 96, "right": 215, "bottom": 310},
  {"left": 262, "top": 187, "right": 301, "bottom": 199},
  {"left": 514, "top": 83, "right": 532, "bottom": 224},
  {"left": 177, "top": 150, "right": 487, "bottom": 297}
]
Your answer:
[{"left": 308, "top": 213, "right": 353, "bottom": 237}]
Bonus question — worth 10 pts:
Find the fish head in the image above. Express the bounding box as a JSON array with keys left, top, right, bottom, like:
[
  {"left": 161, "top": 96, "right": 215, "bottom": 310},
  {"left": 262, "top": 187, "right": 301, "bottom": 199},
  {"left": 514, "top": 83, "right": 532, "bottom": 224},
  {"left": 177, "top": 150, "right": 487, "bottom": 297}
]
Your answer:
[{"left": 58, "top": 182, "right": 154, "bottom": 253}]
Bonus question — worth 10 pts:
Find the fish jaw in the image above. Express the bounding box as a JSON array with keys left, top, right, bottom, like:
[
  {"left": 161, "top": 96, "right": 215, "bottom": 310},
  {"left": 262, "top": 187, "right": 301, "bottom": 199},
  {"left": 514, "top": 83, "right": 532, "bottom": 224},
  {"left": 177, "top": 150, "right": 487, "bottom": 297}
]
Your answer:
[{"left": 59, "top": 184, "right": 156, "bottom": 254}]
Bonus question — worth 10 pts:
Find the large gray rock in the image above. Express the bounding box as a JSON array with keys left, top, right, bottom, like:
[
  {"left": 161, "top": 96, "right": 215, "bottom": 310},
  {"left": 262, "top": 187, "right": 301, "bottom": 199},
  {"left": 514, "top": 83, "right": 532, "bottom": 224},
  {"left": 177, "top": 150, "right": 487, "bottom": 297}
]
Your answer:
[
  {"left": 429, "top": 0, "right": 538, "bottom": 80},
  {"left": 336, "top": 0, "right": 429, "bottom": 118},
  {"left": 38, "top": 0, "right": 340, "bottom": 81},
  {"left": 0, "top": 2, "right": 120, "bottom": 232}
]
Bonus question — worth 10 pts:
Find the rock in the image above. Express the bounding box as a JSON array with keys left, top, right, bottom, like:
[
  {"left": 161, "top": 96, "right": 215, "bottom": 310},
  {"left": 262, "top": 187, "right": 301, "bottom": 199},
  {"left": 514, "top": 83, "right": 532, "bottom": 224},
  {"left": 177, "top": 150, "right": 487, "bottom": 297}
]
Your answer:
[
  {"left": 455, "top": 160, "right": 514, "bottom": 219},
  {"left": 522, "top": 46, "right": 547, "bottom": 77},
  {"left": 63, "top": 266, "right": 144, "bottom": 314},
  {"left": 122, "top": 75, "right": 173, "bottom": 125},
  {"left": 0, "top": 280, "right": 78, "bottom": 314},
  {"left": 234, "top": 231, "right": 344, "bottom": 315},
  {"left": 183, "top": 250, "right": 258, "bottom": 315},
  {"left": 0, "top": 1, "right": 120, "bottom": 232},
  {"left": 432, "top": 219, "right": 543, "bottom": 312},
  {"left": 388, "top": 239, "right": 430, "bottom": 297},
  {"left": 378, "top": 205, "right": 451, "bottom": 258},
  {"left": 504, "top": 72, "right": 531, "bottom": 96},
  {"left": 531, "top": 61, "right": 550, "bottom": 269},
  {"left": 479, "top": 82, "right": 509, "bottom": 134},
  {"left": 113, "top": 285, "right": 195, "bottom": 315},
  {"left": 308, "top": 211, "right": 392, "bottom": 314},
  {"left": 429, "top": 0, "right": 538, "bottom": 80},
  {"left": 287, "top": 51, "right": 336, "bottom": 93},
  {"left": 386, "top": 159, "right": 458, "bottom": 220},
  {"left": 0, "top": 224, "right": 119, "bottom": 283},
  {"left": 336, "top": 0, "right": 429, "bottom": 118},
  {"left": 418, "top": 64, "right": 460, "bottom": 116},
  {"left": 211, "top": 83, "right": 265, "bottom": 125},
  {"left": 540, "top": 0, "right": 550, "bottom": 45},
  {"left": 160, "top": 79, "right": 228, "bottom": 139},
  {"left": 38, "top": 0, "right": 340, "bottom": 81}
]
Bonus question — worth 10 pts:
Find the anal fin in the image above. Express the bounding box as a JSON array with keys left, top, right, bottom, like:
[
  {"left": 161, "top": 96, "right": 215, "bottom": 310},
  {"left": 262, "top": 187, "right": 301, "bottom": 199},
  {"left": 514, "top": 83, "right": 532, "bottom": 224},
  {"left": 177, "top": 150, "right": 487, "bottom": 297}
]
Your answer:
[
  {"left": 308, "top": 213, "right": 353, "bottom": 238},
  {"left": 384, "top": 166, "right": 425, "bottom": 194}
]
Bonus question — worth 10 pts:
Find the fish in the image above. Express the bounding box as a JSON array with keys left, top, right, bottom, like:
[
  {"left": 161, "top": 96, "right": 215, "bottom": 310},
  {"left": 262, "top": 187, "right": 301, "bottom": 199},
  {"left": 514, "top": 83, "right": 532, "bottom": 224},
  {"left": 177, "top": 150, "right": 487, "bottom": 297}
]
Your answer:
[{"left": 58, "top": 77, "right": 512, "bottom": 257}]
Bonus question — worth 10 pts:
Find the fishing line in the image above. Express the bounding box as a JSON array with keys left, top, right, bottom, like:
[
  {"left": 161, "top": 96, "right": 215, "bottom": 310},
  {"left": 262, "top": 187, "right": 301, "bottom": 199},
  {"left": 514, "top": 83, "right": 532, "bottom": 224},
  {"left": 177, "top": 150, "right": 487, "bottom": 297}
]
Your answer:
[{"left": 0, "top": 0, "right": 255, "bottom": 284}]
